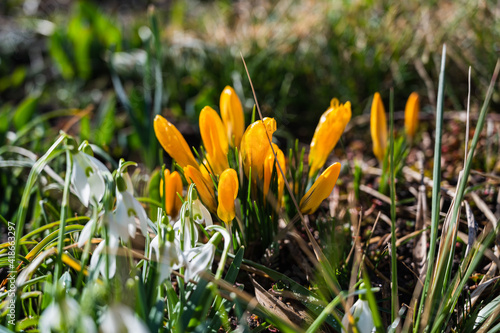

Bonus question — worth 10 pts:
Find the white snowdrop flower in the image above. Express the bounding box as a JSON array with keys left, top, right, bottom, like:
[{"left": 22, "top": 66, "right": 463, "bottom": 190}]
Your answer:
[
  {"left": 100, "top": 304, "right": 149, "bottom": 333},
  {"left": 184, "top": 242, "right": 216, "bottom": 282},
  {"left": 191, "top": 198, "right": 213, "bottom": 226},
  {"left": 149, "top": 235, "right": 184, "bottom": 283},
  {"left": 342, "top": 298, "right": 375, "bottom": 333},
  {"left": 114, "top": 180, "right": 149, "bottom": 240},
  {"left": 90, "top": 235, "right": 119, "bottom": 278},
  {"left": 71, "top": 151, "right": 110, "bottom": 207},
  {"left": 39, "top": 297, "right": 96, "bottom": 333}
]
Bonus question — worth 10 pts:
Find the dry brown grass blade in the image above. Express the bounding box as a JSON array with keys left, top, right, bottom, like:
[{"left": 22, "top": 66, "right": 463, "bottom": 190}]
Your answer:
[
  {"left": 464, "top": 201, "right": 477, "bottom": 257},
  {"left": 413, "top": 182, "right": 428, "bottom": 277}
]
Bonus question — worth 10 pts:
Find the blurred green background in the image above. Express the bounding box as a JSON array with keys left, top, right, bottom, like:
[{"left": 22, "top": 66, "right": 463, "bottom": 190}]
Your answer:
[{"left": 1, "top": 0, "right": 499, "bottom": 169}]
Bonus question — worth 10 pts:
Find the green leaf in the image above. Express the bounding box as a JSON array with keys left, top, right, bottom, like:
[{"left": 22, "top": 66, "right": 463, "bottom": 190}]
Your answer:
[{"left": 13, "top": 94, "right": 39, "bottom": 131}]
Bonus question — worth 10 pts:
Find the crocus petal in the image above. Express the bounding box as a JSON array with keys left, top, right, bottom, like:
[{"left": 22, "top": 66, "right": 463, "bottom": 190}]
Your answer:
[
  {"left": 217, "top": 168, "right": 239, "bottom": 224},
  {"left": 263, "top": 144, "right": 286, "bottom": 206},
  {"left": 184, "top": 165, "right": 217, "bottom": 213},
  {"left": 240, "top": 118, "right": 277, "bottom": 182},
  {"left": 154, "top": 115, "right": 199, "bottom": 169},
  {"left": 199, "top": 106, "right": 229, "bottom": 175},
  {"left": 308, "top": 98, "right": 351, "bottom": 178},
  {"left": 300, "top": 162, "right": 341, "bottom": 215},
  {"left": 404, "top": 92, "right": 420, "bottom": 141},
  {"left": 370, "top": 92, "right": 387, "bottom": 162},
  {"left": 220, "top": 86, "right": 245, "bottom": 148},
  {"left": 161, "top": 170, "right": 183, "bottom": 219}
]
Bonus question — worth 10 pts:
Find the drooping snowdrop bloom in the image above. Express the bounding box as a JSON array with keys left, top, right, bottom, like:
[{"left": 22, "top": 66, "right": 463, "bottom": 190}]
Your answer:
[
  {"left": 342, "top": 296, "right": 375, "bottom": 333},
  {"left": 114, "top": 175, "right": 149, "bottom": 241},
  {"left": 99, "top": 304, "right": 149, "bottom": 333},
  {"left": 149, "top": 233, "right": 184, "bottom": 283},
  {"left": 71, "top": 150, "right": 110, "bottom": 207},
  {"left": 183, "top": 241, "right": 216, "bottom": 282},
  {"left": 39, "top": 296, "right": 96, "bottom": 333},
  {"left": 90, "top": 235, "right": 119, "bottom": 278}
]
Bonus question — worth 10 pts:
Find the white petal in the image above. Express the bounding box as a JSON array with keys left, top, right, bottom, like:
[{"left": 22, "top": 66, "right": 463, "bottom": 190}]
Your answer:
[
  {"left": 78, "top": 219, "right": 95, "bottom": 248},
  {"left": 192, "top": 199, "right": 212, "bottom": 225},
  {"left": 133, "top": 196, "right": 149, "bottom": 236},
  {"left": 100, "top": 305, "right": 149, "bottom": 333},
  {"left": 185, "top": 243, "right": 215, "bottom": 281},
  {"left": 72, "top": 157, "right": 90, "bottom": 207}
]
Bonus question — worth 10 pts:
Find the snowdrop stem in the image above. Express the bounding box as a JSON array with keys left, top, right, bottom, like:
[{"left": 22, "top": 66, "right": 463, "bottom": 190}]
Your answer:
[
  {"left": 77, "top": 206, "right": 99, "bottom": 289},
  {"left": 103, "top": 225, "right": 110, "bottom": 280},
  {"left": 54, "top": 149, "right": 73, "bottom": 285},
  {"left": 206, "top": 226, "right": 231, "bottom": 280}
]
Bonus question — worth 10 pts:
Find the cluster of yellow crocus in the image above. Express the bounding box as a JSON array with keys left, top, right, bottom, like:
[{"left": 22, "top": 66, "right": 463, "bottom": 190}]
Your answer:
[
  {"left": 155, "top": 86, "right": 243, "bottom": 224},
  {"left": 370, "top": 92, "right": 420, "bottom": 162},
  {"left": 155, "top": 85, "right": 349, "bottom": 225}
]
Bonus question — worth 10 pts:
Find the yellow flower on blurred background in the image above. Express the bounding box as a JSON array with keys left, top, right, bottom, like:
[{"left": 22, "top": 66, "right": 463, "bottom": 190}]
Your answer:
[
  {"left": 300, "top": 162, "right": 341, "bottom": 215},
  {"left": 220, "top": 86, "right": 245, "bottom": 148},
  {"left": 199, "top": 106, "right": 229, "bottom": 175},
  {"left": 263, "top": 143, "right": 286, "bottom": 207},
  {"left": 217, "top": 168, "right": 239, "bottom": 224},
  {"left": 154, "top": 115, "right": 199, "bottom": 170},
  {"left": 240, "top": 118, "right": 277, "bottom": 182},
  {"left": 308, "top": 98, "right": 351, "bottom": 178},
  {"left": 370, "top": 93, "right": 387, "bottom": 162},
  {"left": 184, "top": 165, "right": 217, "bottom": 213},
  {"left": 160, "top": 169, "right": 183, "bottom": 219},
  {"left": 404, "top": 92, "right": 420, "bottom": 142}
]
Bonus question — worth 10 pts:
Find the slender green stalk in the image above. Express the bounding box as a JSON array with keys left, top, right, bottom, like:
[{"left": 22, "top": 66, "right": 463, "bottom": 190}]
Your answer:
[
  {"left": 54, "top": 149, "right": 73, "bottom": 283},
  {"left": 389, "top": 88, "right": 399, "bottom": 322},
  {"left": 14, "top": 134, "right": 66, "bottom": 276},
  {"left": 414, "top": 45, "right": 446, "bottom": 332}
]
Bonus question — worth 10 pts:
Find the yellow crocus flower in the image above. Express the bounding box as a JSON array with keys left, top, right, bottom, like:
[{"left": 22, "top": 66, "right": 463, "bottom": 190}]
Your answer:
[
  {"left": 217, "top": 168, "right": 239, "bottom": 224},
  {"left": 263, "top": 143, "right": 286, "bottom": 205},
  {"left": 160, "top": 170, "right": 183, "bottom": 219},
  {"left": 154, "top": 115, "right": 199, "bottom": 170},
  {"left": 240, "top": 118, "right": 277, "bottom": 182},
  {"left": 404, "top": 92, "right": 420, "bottom": 142},
  {"left": 220, "top": 86, "right": 245, "bottom": 148},
  {"left": 308, "top": 98, "right": 351, "bottom": 178},
  {"left": 370, "top": 93, "right": 387, "bottom": 162},
  {"left": 300, "top": 162, "right": 341, "bottom": 215},
  {"left": 199, "top": 106, "right": 229, "bottom": 175},
  {"left": 184, "top": 165, "right": 217, "bottom": 213}
]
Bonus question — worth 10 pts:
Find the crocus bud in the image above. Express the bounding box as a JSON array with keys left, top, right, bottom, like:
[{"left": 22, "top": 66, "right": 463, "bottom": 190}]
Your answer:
[
  {"left": 370, "top": 93, "right": 387, "bottom": 162},
  {"left": 184, "top": 165, "right": 216, "bottom": 213},
  {"left": 217, "top": 168, "right": 239, "bottom": 224},
  {"left": 263, "top": 143, "right": 286, "bottom": 206},
  {"left": 154, "top": 115, "right": 199, "bottom": 170},
  {"left": 404, "top": 92, "right": 420, "bottom": 142},
  {"left": 309, "top": 98, "right": 351, "bottom": 178},
  {"left": 160, "top": 170, "right": 183, "bottom": 219},
  {"left": 300, "top": 162, "right": 341, "bottom": 214},
  {"left": 240, "top": 118, "right": 277, "bottom": 182},
  {"left": 199, "top": 106, "right": 229, "bottom": 175},
  {"left": 220, "top": 86, "right": 245, "bottom": 148}
]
